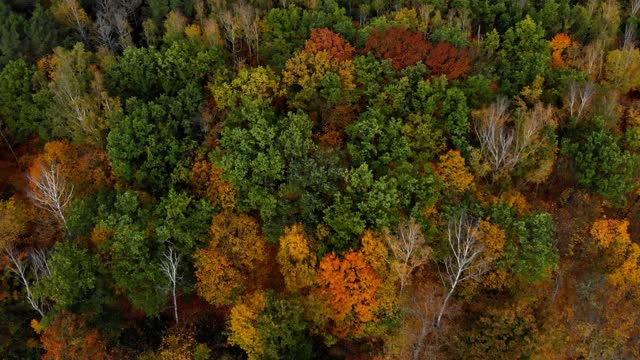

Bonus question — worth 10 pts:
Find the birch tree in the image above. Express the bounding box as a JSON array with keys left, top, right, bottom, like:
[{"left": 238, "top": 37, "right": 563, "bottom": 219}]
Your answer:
[
  {"left": 385, "top": 218, "right": 431, "bottom": 294},
  {"left": 5, "top": 247, "right": 50, "bottom": 317},
  {"left": 435, "top": 214, "right": 485, "bottom": 328},
  {"left": 27, "top": 163, "right": 74, "bottom": 226},
  {"left": 160, "top": 246, "right": 181, "bottom": 324},
  {"left": 474, "top": 98, "right": 551, "bottom": 175}
]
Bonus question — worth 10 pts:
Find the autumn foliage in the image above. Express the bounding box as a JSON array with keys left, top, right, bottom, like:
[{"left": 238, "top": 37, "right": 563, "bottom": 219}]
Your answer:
[
  {"left": 426, "top": 42, "right": 471, "bottom": 80},
  {"left": 364, "top": 26, "right": 470, "bottom": 79},
  {"left": 364, "top": 26, "right": 431, "bottom": 71},
  {"left": 317, "top": 250, "right": 382, "bottom": 338},
  {"left": 41, "top": 311, "right": 110, "bottom": 360},
  {"left": 29, "top": 140, "right": 112, "bottom": 194},
  {"left": 277, "top": 224, "right": 317, "bottom": 293},
  {"left": 435, "top": 150, "right": 474, "bottom": 193},
  {"left": 590, "top": 217, "right": 640, "bottom": 288},
  {"left": 227, "top": 292, "right": 267, "bottom": 360},
  {"left": 195, "top": 212, "right": 269, "bottom": 306},
  {"left": 551, "top": 33, "right": 572, "bottom": 67},
  {"left": 190, "top": 160, "right": 236, "bottom": 209},
  {"left": 304, "top": 28, "right": 355, "bottom": 62}
]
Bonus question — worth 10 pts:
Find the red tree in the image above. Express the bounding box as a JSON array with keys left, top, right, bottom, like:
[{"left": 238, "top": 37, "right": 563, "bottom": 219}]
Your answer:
[
  {"left": 41, "top": 311, "right": 110, "bottom": 360},
  {"left": 364, "top": 26, "right": 431, "bottom": 71},
  {"left": 426, "top": 42, "right": 471, "bottom": 80},
  {"left": 304, "top": 28, "right": 355, "bottom": 62}
]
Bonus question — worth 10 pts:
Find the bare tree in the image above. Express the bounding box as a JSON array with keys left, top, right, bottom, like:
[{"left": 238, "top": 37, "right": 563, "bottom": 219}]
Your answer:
[
  {"left": 27, "top": 163, "right": 74, "bottom": 226},
  {"left": 578, "top": 82, "right": 596, "bottom": 119},
  {"left": 219, "top": 11, "right": 242, "bottom": 65},
  {"left": 5, "top": 247, "right": 49, "bottom": 317},
  {"left": 235, "top": 2, "right": 260, "bottom": 63},
  {"left": 385, "top": 218, "right": 431, "bottom": 294},
  {"left": 435, "top": 214, "right": 485, "bottom": 328},
  {"left": 475, "top": 99, "right": 551, "bottom": 175},
  {"left": 624, "top": 23, "right": 637, "bottom": 49},
  {"left": 94, "top": 0, "right": 137, "bottom": 51},
  {"left": 160, "top": 246, "right": 181, "bottom": 324},
  {"left": 633, "top": 0, "right": 640, "bottom": 17},
  {"left": 583, "top": 41, "right": 605, "bottom": 80},
  {"left": 565, "top": 81, "right": 596, "bottom": 120},
  {"left": 474, "top": 97, "right": 518, "bottom": 173},
  {"left": 409, "top": 288, "right": 440, "bottom": 360}
]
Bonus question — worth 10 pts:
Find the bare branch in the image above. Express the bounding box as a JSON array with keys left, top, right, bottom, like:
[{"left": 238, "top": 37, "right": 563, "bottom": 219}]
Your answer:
[
  {"left": 27, "top": 163, "right": 74, "bottom": 226},
  {"left": 5, "top": 247, "right": 47, "bottom": 317},
  {"left": 160, "top": 246, "right": 181, "bottom": 324},
  {"left": 385, "top": 218, "right": 431, "bottom": 294},
  {"left": 435, "top": 214, "right": 485, "bottom": 328}
]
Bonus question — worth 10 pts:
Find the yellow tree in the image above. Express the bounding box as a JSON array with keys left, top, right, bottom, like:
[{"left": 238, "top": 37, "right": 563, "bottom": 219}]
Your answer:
[
  {"left": 282, "top": 50, "right": 357, "bottom": 110},
  {"left": 590, "top": 217, "right": 640, "bottom": 288},
  {"left": 277, "top": 224, "right": 317, "bottom": 293},
  {"left": 605, "top": 48, "right": 640, "bottom": 93},
  {"left": 52, "top": 0, "right": 90, "bottom": 42},
  {"left": 0, "top": 197, "right": 29, "bottom": 250},
  {"left": 228, "top": 292, "right": 267, "bottom": 360},
  {"left": 194, "top": 212, "right": 269, "bottom": 306},
  {"left": 435, "top": 150, "right": 474, "bottom": 194},
  {"left": 190, "top": 160, "right": 236, "bottom": 210}
]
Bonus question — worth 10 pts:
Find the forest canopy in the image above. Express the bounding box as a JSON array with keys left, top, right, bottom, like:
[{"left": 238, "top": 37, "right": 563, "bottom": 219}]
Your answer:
[{"left": 2, "top": 0, "right": 640, "bottom": 359}]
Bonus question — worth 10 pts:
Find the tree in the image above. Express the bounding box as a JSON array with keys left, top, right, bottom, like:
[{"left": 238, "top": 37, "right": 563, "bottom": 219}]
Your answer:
[
  {"left": 256, "top": 293, "right": 313, "bottom": 359},
  {"left": 228, "top": 292, "right": 267, "bottom": 360},
  {"left": 0, "top": 59, "right": 39, "bottom": 144},
  {"left": 51, "top": 0, "right": 91, "bottom": 43},
  {"left": 563, "top": 125, "right": 640, "bottom": 206},
  {"left": 551, "top": 33, "right": 572, "bottom": 67},
  {"left": 474, "top": 98, "right": 552, "bottom": 176},
  {"left": 38, "top": 241, "right": 103, "bottom": 311},
  {"left": 604, "top": 47, "right": 640, "bottom": 93},
  {"left": 41, "top": 311, "right": 110, "bottom": 360},
  {"left": 5, "top": 247, "right": 49, "bottom": 317},
  {"left": 282, "top": 49, "right": 357, "bottom": 110},
  {"left": 495, "top": 16, "right": 550, "bottom": 95},
  {"left": 564, "top": 81, "right": 595, "bottom": 120},
  {"left": 426, "top": 42, "right": 471, "bottom": 80},
  {"left": 384, "top": 218, "right": 431, "bottom": 294},
  {"left": 194, "top": 212, "right": 269, "bottom": 306},
  {"left": 160, "top": 246, "right": 181, "bottom": 324},
  {"left": 157, "top": 325, "right": 211, "bottom": 360},
  {"left": 435, "top": 150, "right": 474, "bottom": 194},
  {"left": 190, "top": 160, "right": 236, "bottom": 209},
  {"left": 211, "top": 66, "right": 280, "bottom": 111},
  {"left": 46, "top": 43, "right": 120, "bottom": 145},
  {"left": 98, "top": 191, "right": 167, "bottom": 316},
  {"left": 0, "top": 197, "right": 29, "bottom": 250},
  {"left": 277, "top": 224, "right": 317, "bottom": 293},
  {"left": 304, "top": 28, "right": 355, "bottom": 62},
  {"left": 364, "top": 26, "right": 431, "bottom": 71},
  {"left": 94, "top": 0, "right": 137, "bottom": 52},
  {"left": 106, "top": 86, "right": 200, "bottom": 192},
  {"left": 27, "top": 162, "right": 74, "bottom": 226},
  {"left": 436, "top": 214, "right": 485, "bottom": 328},
  {"left": 316, "top": 250, "right": 382, "bottom": 338}
]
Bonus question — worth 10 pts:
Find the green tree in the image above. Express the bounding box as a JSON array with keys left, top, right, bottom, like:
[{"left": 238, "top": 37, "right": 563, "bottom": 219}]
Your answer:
[
  {"left": 98, "top": 191, "right": 167, "bottom": 316},
  {"left": 38, "top": 242, "right": 105, "bottom": 312},
  {"left": 107, "top": 84, "right": 200, "bottom": 192},
  {"left": 495, "top": 16, "right": 551, "bottom": 95},
  {"left": 155, "top": 189, "right": 214, "bottom": 254},
  {"left": 257, "top": 294, "right": 313, "bottom": 360},
  {"left": 0, "top": 59, "right": 39, "bottom": 143},
  {"left": 563, "top": 125, "right": 640, "bottom": 207}
]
